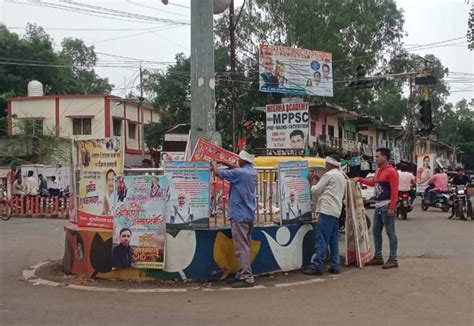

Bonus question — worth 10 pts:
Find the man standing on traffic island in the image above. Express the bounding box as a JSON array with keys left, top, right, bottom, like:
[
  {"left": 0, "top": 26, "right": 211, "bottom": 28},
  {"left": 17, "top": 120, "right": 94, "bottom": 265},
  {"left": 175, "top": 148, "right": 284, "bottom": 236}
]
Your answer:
[
  {"left": 303, "top": 156, "right": 346, "bottom": 276},
  {"left": 213, "top": 150, "right": 257, "bottom": 288},
  {"left": 355, "top": 148, "right": 399, "bottom": 269}
]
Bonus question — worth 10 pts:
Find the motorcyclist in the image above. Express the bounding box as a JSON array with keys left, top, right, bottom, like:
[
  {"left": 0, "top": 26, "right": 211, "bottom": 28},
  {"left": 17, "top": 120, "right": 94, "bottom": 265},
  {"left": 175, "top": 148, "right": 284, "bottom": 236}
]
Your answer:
[
  {"left": 426, "top": 167, "right": 449, "bottom": 204},
  {"left": 398, "top": 164, "right": 416, "bottom": 204},
  {"left": 451, "top": 168, "right": 470, "bottom": 187}
]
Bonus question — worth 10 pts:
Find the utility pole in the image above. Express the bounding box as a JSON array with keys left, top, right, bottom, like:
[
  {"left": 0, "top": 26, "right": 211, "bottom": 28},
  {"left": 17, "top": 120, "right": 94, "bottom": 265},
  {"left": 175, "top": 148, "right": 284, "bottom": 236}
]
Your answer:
[
  {"left": 189, "top": 0, "right": 221, "bottom": 150},
  {"left": 229, "top": 0, "right": 237, "bottom": 152},
  {"left": 139, "top": 62, "right": 145, "bottom": 161}
]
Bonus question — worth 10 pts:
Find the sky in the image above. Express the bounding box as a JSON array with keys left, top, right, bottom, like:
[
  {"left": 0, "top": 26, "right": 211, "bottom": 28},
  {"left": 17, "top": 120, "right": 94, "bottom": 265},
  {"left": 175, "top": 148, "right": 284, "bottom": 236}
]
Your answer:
[{"left": 0, "top": 0, "right": 472, "bottom": 104}]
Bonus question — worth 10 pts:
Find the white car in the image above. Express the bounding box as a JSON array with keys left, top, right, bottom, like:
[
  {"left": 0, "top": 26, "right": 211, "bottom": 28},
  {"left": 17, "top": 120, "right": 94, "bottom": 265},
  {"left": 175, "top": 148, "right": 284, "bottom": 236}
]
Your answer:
[{"left": 360, "top": 173, "right": 375, "bottom": 208}]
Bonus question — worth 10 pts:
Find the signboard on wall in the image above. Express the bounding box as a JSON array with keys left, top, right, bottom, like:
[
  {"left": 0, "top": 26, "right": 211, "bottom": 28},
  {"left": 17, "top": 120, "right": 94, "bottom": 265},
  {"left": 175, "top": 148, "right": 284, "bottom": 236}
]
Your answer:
[
  {"left": 259, "top": 44, "right": 333, "bottom": 97},
  {"left": 77, "top": 138, "right": 124, "bottom": 229},
  {"left": 266, "top": 102, "right": 309, "bottom": 149},
  {"left": 112, "top": 175, "right": 166, "bottom": 269},
  {"left": 164, "top": 161, "right": 210, "bottom": 229},
  {"left": 278, "top": 161, "right": 311, "bottom": 224},
  {"left": 416, "top": 153, "right": 436, "bottom": 193}
]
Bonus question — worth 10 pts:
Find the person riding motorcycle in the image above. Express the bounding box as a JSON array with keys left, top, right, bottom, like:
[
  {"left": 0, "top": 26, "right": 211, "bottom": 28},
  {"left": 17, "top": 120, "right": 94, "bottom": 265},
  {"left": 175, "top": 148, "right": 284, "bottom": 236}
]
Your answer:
[
  {"left": 452, "top": 167, "right": 470, "bottom": 188},
  {"left": 398, "top": 164, "right": 416, "bottom": 204},
  {"left": 426, "top": 168, "right": 449, "bottom": 204}
]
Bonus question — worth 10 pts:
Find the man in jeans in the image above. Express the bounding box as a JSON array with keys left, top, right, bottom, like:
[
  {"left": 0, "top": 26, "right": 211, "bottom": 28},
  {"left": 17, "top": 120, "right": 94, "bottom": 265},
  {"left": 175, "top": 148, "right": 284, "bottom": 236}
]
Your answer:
[
  {"left": 355, "top": 148, "right": 399, "bottom": 269},
  {"left": 213, "top": 150, "right": 257, "bottom": 288},
  {"left": 303, "top": 156, "right": 347, "bottom": 275}
]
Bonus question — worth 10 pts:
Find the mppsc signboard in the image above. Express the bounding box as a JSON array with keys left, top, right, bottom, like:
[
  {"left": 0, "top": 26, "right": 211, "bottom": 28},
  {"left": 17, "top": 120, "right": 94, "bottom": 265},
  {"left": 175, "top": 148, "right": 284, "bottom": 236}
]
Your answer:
[{"left": 265, "top": 102, "right": 309, "bottom": 149}]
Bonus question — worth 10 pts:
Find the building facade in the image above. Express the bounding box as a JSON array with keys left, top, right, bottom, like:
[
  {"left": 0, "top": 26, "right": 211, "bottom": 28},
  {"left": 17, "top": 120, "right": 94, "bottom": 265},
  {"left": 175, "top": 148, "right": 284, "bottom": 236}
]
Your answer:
[{"left": 8, "top": 94, "right": 159, "bottom": 166}]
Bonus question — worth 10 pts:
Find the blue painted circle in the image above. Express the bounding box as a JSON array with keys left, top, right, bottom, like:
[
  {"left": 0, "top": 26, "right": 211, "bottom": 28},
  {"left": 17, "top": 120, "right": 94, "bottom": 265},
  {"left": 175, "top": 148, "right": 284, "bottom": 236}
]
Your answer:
[{"left": 311, "top": 61, "right": 320, "bottom": 71}]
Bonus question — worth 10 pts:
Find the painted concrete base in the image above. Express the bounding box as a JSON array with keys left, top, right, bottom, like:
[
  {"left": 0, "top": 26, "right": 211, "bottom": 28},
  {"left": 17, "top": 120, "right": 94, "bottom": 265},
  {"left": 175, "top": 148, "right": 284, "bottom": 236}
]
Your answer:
[{"left": 63, "top": 222, "right": 317, "bottom": 281}]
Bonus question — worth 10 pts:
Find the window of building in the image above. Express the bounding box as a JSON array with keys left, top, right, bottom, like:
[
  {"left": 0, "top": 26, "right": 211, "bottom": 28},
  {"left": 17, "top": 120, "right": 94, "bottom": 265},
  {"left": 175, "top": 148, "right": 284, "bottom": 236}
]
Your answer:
[
  {"left": 322, "top": 124, "right": 326, "bottom": 135},
  {"left": 128, "top": 122, "right": 137, "bottom": 140},
  {"left": 24, "top": 119, "right": 43, "bottom": 136},
  {"left": 310, "top": 121, "right": 316, "bottom": 136},
  {"left": 113, "top": 119, "right": 122, "bottom": 136},
  {"left": 72, "top": 118, "right": 92, "bottom": 135},
  {"left": 328, "top": 125, "right": 335, "bottom": 137}
]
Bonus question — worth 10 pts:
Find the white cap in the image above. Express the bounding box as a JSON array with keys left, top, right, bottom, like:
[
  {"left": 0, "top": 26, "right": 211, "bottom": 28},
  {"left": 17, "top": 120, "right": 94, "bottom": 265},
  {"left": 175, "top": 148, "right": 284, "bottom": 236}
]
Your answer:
[
  {"left": 238, "top": 150, "right": 255, "bottom": 164},
  {"left": 326, "top": 156, "right": 341, "bottom": 168}
]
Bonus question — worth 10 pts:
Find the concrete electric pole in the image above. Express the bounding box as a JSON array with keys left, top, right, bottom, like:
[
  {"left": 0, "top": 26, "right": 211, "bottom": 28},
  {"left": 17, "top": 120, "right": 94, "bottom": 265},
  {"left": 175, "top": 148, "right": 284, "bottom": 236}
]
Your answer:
[{"left": 189, "top": 0, "right": 222, "bottom": 150}]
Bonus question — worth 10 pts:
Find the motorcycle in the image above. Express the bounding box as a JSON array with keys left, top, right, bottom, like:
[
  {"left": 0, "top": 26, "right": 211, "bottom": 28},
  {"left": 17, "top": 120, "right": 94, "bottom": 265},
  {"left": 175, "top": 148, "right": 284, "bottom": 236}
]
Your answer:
[
  {"left": 421, "top": 186, "right": 451, "bottom": 212},
  {"left": 449, "top": 185, "right": 473, "bottom": 220},
  {"left": 396, "top": 191, "right": 413, "bottom": 220}
]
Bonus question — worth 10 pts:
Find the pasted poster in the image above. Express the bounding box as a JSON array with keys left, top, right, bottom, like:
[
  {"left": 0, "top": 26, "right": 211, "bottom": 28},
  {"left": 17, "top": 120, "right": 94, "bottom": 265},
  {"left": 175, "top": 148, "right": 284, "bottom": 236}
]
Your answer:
[
  {"left": 112, "top": 175, "right": 166, "bottom": 269},
  {"left": 164, "top": 161, "right": 210, "bottom": 228},
  {"left": 416, "top": 153, "right": 436, "bottom": 193},
  {"left": 77, "top": 138, "right": 124, "bottom": 229},
  {"left": 259, "top": 44, "right": 333, "bottom": 97},
  {"left": 191, "top": 139, "right": 239, "bottom": 220},
  {"left": 278, "top": 161, "right": 311, "bottom": 224},
  {"left": 161, "top": 151, "right": 186, "bottom": 166},
  {"left": 266, "top": 102, "right": 309, "bottom": 149},
  {"left": 345, "top": 181, "right": 372, "bottom": 267}
]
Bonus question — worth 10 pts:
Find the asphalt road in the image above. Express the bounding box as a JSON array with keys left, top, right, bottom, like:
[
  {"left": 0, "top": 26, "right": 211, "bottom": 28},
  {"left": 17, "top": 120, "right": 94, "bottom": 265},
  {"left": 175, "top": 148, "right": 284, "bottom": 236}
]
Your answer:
[{"left": 1, "top": 204, "right": 473, "bottom": 326}]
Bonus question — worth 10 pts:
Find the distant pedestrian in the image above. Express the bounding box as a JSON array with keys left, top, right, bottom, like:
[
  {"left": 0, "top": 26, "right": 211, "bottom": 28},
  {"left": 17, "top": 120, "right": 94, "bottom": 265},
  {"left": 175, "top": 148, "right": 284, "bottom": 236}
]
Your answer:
[
  {"left": 355, "top": 148, "right": 399, "bottom": 269},
  {"left": 303, "top": 156, "right": 347, "bottom": 275},
  {"left": 48, "top": 176, "right": 61, "bottom": 197},
  {"left": 38, "top": 174, "right": 49, "bottom": 197},
  {"left": 25, "top": 171, "right": 38, "bottom": 196},
  {"left": 213, "top": 150, "right": 257, "bottom": 288}
]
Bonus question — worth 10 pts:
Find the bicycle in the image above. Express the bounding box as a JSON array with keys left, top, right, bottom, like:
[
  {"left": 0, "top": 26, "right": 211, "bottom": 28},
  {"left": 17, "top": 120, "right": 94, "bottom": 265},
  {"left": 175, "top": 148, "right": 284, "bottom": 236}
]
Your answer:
[{"left": 0, "top": 186, "right": 13, "bottom": 221}]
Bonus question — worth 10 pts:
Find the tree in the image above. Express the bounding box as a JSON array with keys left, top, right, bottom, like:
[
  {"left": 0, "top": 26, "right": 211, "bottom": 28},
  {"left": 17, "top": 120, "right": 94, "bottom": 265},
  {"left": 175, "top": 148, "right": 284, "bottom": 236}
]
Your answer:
[{"left": 468, "top": 3, "right": 474, "bottom": 50}]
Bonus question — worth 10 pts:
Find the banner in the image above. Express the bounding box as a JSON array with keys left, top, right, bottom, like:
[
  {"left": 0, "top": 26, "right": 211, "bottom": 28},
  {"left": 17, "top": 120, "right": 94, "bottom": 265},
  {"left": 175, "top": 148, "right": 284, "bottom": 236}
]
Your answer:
[
  {"left": 266, "top": 102, "right": 309, "bottom": 149},
  {"left": 191, "top": 139, "right": 239, "bottom": 217},
  {"left": 164, "top": 161, "right": 211, "bottom": 228},
  {"left": 161, "top": 151, "right": 186, "bottom": 166},
  {"left": 278, "top": 161, "right": 311, "bottom": 225},
  {"left": 416, "top": 153, "right": 436, "bottom": 193},
  {"left": 112, "top": 175, "right": 166, "bottom": 269},
  {"left": 259, "top": 44, "right": 333, "bottom": 97},
  {"left": 345, "top": 181, "right": 372, "bottom": 267},
  {"left": 77, "top": 138, "right": 124, "bottom": 229}
]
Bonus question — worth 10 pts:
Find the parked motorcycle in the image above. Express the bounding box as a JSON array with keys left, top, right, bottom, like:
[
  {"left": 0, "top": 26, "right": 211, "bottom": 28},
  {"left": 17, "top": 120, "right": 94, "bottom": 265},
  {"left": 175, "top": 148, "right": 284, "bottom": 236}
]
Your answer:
[
  {"left": 421, "top": 186, "right": 451, "bottom": 212},
  {"left": 396, "top": 191, "right": 413, "bottom": 220},
  {"left": 449, "top": 185, "right": 473, "bottom": 220}
]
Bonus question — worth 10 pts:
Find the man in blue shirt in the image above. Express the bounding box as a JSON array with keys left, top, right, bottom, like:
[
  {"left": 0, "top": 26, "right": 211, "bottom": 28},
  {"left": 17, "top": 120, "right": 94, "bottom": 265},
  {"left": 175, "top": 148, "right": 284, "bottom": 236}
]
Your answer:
[{"left": 213, "top": 150, "right": 257, "bottom": 288}]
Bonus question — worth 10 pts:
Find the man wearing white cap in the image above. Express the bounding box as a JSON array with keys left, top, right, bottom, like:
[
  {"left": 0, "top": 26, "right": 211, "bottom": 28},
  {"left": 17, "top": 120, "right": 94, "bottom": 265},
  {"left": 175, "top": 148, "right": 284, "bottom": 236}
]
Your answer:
[
  {"left": 212, "top": 150, "right": 257, "bottom": 288},
  {"left": 303, "top": 155, "right": 347, "bottom": 275}
]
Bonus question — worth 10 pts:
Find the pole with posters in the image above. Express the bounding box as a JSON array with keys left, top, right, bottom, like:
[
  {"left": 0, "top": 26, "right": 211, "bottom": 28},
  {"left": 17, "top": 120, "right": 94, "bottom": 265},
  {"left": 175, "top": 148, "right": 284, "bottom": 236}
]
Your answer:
[
  {"left": 416, "top": 153, "right": 436, "bottom": 193},
  {"left": 112, "top": 175, "right": 167, "bottom": 269}
]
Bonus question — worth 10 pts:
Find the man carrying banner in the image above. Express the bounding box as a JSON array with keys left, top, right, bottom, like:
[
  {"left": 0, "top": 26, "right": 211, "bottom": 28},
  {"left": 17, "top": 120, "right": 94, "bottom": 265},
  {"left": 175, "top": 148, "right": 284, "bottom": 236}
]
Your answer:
[
  {"left": 355, "top": 148, "right": 399, "bottom": 269},
  {"left": 212, "top": 150, "right": 257, "bottom": 288},
  {"left": 303, "top": 156, "right": 346, "bottom": 275}
]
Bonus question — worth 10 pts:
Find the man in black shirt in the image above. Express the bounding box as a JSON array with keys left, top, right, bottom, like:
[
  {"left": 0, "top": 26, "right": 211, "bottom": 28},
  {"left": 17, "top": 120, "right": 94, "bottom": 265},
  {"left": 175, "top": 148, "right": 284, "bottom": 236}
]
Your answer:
[
  {"left": 112, "top": 228, "right": 134, "bottom": 268},
  {"left": 452, "top": 168, "right": 470, "bottom": 186}
]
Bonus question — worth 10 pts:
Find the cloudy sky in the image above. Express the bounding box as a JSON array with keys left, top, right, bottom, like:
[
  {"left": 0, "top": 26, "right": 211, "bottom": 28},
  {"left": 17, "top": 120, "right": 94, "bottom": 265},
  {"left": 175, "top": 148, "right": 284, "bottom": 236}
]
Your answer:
[{"left": 1, "top": 0, "right": 472, "bottom": 104}]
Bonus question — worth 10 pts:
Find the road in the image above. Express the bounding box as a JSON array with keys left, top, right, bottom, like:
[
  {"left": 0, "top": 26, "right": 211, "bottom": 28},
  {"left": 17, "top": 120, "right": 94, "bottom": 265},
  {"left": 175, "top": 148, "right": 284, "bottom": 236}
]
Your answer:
[{"left": 1, "top": 204, "right": 473, "bottom": 326}]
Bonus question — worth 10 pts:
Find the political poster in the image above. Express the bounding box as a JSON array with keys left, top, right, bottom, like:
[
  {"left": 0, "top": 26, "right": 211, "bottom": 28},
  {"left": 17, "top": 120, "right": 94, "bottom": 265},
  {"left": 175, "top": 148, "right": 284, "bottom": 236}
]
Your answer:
[
  {"left": 266, "top": 102, "right": 309, "bottom": 149},
  {"left": 77, "top": 138, "right": 124, "bottom": 229},
  {"left": 259, "top": 44, "right": 333, "bottom": 97},
  {"left": 164, "top": 161, "right": 210, "bottom": 229},
  {"left": 161, "top": 151, "right": 186, "bottom": 166},
  {"left": 416, "top": 153, "right": 436, "bottom": 193},
  {"left": 345, "top": 181, "right": 372, "bottom": 267},
  {"left": 112, "top": 175, "right": 166, "bottom": 269},
  {"left": 278, "top": 161, "right": 311, "bottom": 225},
  {"left": 191, "top": 139, "right": 240, "bottom": 218}
]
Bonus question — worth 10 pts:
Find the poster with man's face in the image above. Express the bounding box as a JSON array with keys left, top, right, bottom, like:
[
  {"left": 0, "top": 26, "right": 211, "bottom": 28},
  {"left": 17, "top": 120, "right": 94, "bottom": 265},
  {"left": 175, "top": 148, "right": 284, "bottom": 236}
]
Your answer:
[
  {"left": 278, "top": 161, "right": 311, "bottom": 224},
  {"left": 266, "top": 102, "right": 309, "bottom": 149},
  {"left": 416, "top": 153, "right": 436, "bottom": 193},
  {"left": 76, "top": 137, "right": 124, "bottom": 229}
]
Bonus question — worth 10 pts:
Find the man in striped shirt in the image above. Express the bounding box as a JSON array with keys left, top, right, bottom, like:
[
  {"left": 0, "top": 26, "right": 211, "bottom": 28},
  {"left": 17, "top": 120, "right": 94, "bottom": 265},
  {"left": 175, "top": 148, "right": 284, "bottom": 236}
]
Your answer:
[{"left": 355, "top": 148, "right": 399, "bottom": 269}]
